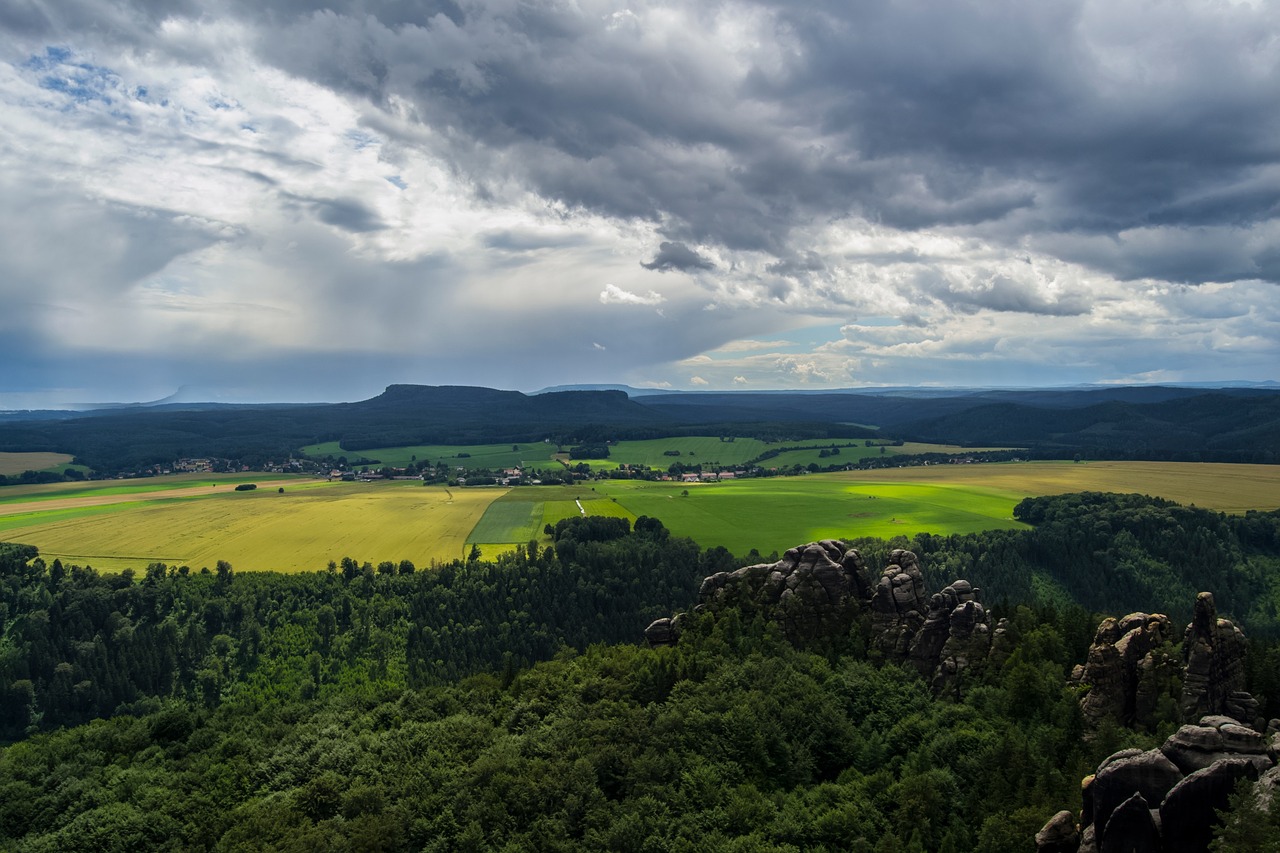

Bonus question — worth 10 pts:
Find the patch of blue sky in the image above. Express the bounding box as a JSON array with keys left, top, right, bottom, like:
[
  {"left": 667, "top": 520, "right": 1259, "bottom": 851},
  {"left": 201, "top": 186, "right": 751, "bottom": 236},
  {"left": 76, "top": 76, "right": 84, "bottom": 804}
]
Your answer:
[
  {"left": 386, "top": 175, "right": 408, "bottom": 189},
  {"left": 346, "top": 129, "right": 379, "bottom": 150},
  {"left": 24, "top": 46, "right": 122, "bottom": 108}
]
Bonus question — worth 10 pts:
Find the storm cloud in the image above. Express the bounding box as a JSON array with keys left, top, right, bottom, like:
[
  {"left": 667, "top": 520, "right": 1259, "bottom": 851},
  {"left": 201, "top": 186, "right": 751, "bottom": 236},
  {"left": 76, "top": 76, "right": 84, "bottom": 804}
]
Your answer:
[{"left": 1, "top": 0, "right": 1277, "bottom": 404}]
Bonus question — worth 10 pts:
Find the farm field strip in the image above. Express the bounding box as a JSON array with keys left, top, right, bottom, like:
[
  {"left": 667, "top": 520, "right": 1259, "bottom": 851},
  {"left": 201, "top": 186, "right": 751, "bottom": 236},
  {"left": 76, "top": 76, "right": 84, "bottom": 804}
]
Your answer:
[
  {"left": 592, "top": 478, "right": 1029, "bottom": 554},
  {"left": 815, "top": 461, "right": 1280, "bottom": 513},
  {"left": 465, "top": 486, "right": 637, "bottom": 545},
  {"left": 5, "top": 482, "right": 505, "bottom": 573},
  {"left": 0, "top": 472, "right": 303, "bottom": 506},
  {"left": 0, "top": 452, "right": 76, "bottom": 476},
  {"left": 2, "top": 461, "right": 1276, "bottom": 573},
  {"left": 302, "top": 441, "right": 561, "bottom": 471},
  {"left": 0, "top": 478, "right": 331, "bottom": 518},
  {"left": 299, "top": 436, "right": 1017, "bottom": 476}
]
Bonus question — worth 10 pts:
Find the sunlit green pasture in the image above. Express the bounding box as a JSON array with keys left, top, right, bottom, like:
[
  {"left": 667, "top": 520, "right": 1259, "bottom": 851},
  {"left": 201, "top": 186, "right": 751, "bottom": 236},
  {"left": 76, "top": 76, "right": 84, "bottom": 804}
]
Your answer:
[
  {"left": 591, "top": 437, "right": 771, "bottom": 470},
  {"left": 590, "top": 477, "right": 1027, "bottom": 554},
  {"left": 302, "top": 441, "right": 561, "bottom": 471},
  {"left": 0, "top": 480, "right": 504, "bottom": 573}
]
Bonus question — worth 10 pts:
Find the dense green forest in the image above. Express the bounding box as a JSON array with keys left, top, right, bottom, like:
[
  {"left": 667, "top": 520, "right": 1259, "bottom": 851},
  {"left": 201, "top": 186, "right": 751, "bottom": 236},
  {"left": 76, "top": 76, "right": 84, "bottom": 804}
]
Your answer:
[{"left": 2, "top": 494, "right": 1280, "bottom": 850}]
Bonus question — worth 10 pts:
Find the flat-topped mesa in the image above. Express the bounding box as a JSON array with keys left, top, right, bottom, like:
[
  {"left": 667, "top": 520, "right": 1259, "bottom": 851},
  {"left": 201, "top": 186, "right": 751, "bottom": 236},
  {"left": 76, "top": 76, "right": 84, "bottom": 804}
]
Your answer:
[{"left": 690, "top": 539, "right": 875, "bottom": 645}]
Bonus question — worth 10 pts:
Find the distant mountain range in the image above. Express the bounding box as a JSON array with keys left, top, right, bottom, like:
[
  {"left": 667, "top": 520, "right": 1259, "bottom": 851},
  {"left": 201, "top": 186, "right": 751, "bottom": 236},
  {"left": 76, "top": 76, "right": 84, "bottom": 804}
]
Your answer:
[{"left": 0, "top": 383, "right": 1277, "bottom": 472}]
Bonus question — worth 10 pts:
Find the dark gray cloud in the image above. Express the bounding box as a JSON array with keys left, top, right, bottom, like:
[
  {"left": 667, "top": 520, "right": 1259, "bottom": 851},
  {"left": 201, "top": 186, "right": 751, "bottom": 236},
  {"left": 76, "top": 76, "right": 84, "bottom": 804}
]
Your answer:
[
  {"left": 641, "top": 241, "right": 715, "bottom": 272},
  {"left": 919, "top": 270, "right": 1090, "bottom": 317},
  {"left": 205, "top": 0, "right": 1280, "bottom": 286},
  {"left": 309, "top": 197, "right": 386, "bottom": 233}
]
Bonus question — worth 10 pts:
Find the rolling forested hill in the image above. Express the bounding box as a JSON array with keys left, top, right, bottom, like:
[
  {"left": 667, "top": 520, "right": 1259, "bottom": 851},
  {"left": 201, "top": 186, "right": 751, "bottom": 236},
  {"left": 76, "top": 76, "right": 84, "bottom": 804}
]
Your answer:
[{"left": 0, "top": 384, "right": 1277, "bottom": 475}]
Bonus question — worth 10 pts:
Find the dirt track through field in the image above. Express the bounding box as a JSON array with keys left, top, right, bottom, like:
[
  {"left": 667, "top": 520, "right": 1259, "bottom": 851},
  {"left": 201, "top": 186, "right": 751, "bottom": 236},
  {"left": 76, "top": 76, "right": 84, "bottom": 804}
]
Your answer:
[{"left": 0, "top": 481, "right": 329, "bottom": 517}]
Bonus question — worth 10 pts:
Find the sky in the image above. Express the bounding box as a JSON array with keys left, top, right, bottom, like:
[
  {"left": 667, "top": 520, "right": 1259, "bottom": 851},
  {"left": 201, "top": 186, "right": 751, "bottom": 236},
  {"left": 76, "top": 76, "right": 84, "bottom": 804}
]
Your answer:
[{"left": 1, "top": 0, "right": 1279, "bottom": 407}]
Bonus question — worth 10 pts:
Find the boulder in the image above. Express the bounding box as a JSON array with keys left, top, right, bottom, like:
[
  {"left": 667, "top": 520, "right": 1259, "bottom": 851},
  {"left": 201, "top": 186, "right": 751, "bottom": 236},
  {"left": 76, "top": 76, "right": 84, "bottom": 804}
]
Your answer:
[
  {"left": 1160, "top": 717, "right": 1271, "bottom": 775},
  {"left": 1089, "top": 750, "right": 1183, "bottom": 834},
  {"left": 1034, "top": 809, "right": 1079, "bottom": 853},
  {"left": 643, "top": 617, "right": 680, "bottom": 647},
  {"left": 1159, "top": 757, "right": 1260, "bottom": 853},
  {"left": 1098, "top": 792, "right": 1160, "bottom": 853}
]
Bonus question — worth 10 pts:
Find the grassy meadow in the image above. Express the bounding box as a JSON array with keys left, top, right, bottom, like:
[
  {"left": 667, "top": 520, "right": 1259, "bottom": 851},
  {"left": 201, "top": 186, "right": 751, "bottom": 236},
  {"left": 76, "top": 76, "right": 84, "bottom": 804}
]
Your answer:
[
  {"left": 0, "top": 451, "right": 81, "bottom": 476},
  {"left": 822, "top": 461, "right": 1280, "bottom": 515},
  {"left": 593, "top": 477, "right": 1027, "bottom": 554},
  {"left": 2, "top": 459, "right": 1277, "bottom": 573},
  {"left": 0, "top": 477, "right": 505, "bottom": 572},
  {"left": 466, "top": 486, "right": 635, "bottom": 556}
]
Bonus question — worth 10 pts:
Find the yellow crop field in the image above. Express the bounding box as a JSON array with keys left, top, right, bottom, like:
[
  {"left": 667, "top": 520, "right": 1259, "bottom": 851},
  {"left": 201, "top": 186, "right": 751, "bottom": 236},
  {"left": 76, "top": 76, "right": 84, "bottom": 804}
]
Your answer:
[
  {"left": 821, "top": 461, "right": 1280, "bottom": 513},
  {"left": 1, "top": 481, "right": 505, "bottom": 573},
  {"left": 0, "top": 452, "right": 75, "bottom": 475}
]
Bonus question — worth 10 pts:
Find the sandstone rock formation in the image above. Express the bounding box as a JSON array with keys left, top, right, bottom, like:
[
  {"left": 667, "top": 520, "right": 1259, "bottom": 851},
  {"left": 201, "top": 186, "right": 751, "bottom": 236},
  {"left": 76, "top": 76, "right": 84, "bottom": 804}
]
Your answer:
[
  {"left": 643, "top": 615, "right": 683, "bottom": 647},
  {"left": 1074, "top": 612, "right": 1179, "bottom": 728},
  {"left": 647, "top": 541, "right": 1002, "bottom": 694},
  {"left": 1180, "top": 592, "right": 1252, "bottom": 724},
  {"left": 1036, "top": 716, "right": 1279, "bottom": 853},
  {"left": 870, "top": 549, "right": 929, "bottom": 657},
  {"left": 1073, "top": 594, "right": 1260, "bottom": 730},
  {"left": 909, "top": 579, "right": 997, "bottom": 695},
  {"left": 690, "top": 539, "right": 874, "bottom": 645}
]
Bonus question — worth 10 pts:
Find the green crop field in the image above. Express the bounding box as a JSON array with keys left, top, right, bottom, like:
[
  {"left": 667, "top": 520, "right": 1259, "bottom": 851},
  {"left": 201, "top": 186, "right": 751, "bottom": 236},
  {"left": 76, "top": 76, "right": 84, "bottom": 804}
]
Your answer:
[
  {"left": 302, "top": 441, "right": 561, "bottom": 471},
  {"left": 465, "top": 486, "right": 636, "bottom": 552},
  {"left": 590, "top": 437, "right": 771, "bottom": 469},
  {"left": 590, "top": 477, "right": 1027, "bottom": 555},
  {"left": 751, "top": 441, "right": 1014, "bottom": 470},
  {"left": 0, "top": 479, "right": 505, "bottom": 573}
]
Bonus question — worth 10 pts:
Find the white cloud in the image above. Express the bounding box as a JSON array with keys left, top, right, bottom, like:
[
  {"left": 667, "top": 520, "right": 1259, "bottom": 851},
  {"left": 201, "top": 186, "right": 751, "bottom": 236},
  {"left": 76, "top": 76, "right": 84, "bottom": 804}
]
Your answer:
[{"left": 599, "top": 284, "right": 666, "bottom": 305}]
